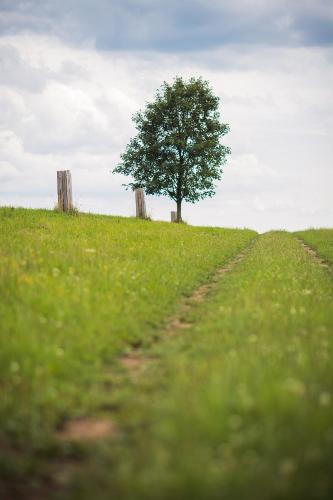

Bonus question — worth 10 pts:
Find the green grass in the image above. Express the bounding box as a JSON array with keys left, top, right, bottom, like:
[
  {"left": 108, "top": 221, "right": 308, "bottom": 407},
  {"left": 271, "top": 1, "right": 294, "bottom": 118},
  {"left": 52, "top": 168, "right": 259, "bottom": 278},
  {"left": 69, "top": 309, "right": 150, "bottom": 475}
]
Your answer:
[
  {"left": 1, "top": 210, "right": 332, "bottom": 499},
  {"left": 0, "top": 208, "right": 255, "bottom": 449},
  {"left": 67, "top": 232, "right": 333, "bottom": 500},
  {"left": 295, "top": 229, "right": 333, "bottom": 265}
]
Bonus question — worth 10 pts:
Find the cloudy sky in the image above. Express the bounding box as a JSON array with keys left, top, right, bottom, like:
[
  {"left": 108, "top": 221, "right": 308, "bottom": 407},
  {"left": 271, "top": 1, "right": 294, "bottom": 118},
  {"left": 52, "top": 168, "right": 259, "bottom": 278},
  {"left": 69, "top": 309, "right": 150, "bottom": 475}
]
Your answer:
[{"left": 0, "top": 0, "right": 332, "bottom": 232}]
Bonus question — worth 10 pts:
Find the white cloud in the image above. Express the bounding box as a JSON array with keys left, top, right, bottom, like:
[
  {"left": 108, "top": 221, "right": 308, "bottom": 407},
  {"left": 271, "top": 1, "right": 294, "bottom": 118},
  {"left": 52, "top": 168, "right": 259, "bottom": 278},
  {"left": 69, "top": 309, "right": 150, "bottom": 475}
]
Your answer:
[
  {"left": 0, "top": 43, "right": 48, "bottom": 92},
  {"left": 0, "top": 33, "right": 332, "bottom": 232}
]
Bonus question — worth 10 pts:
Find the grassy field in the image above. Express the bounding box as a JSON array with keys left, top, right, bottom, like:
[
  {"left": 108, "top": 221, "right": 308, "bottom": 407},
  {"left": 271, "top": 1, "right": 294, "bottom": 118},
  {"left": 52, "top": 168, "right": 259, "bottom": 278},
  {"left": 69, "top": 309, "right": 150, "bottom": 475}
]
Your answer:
[
  {"left": 0, "top": 208, "right": 255, "bottom": 483},
  {"left": 0, "top": 208, "right": 332, "bottom": 499}
]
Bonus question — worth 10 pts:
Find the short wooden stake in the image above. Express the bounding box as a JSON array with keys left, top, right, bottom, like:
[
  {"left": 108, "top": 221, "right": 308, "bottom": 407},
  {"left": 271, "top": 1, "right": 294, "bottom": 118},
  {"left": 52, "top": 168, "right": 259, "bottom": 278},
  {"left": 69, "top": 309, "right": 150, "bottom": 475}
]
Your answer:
[
  {"left": 171, "top": 211, "right": 177, "bottom": 222},
  {"left": 57, "top": 170, "right": 73, "bottom": 212},
  {"left": 135, "top": 188, "right": 147, "bottom": 219}
]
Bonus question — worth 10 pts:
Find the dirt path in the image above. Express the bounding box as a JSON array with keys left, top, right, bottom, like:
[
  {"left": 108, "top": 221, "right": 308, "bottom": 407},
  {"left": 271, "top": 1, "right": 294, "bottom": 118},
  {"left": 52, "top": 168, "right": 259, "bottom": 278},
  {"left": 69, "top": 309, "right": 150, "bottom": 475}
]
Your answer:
[
  {"left": 56, "top": 239, "right": 257, "bottom": 445},
  {"left": 41, "top": 239, "right": 259, "bottom": 496},
  {"left": 120, "top": 238, "right": 257, "bottom": 377},
  {"left": 295, "top": 237, "right": 330, "bottom": 269}
]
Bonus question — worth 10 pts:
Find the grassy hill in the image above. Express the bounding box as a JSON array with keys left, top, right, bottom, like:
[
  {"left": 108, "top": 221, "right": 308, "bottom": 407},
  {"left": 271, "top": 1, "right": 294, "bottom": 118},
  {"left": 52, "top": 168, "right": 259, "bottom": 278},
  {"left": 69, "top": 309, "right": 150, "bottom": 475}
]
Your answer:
[{"left": 0, "top": 208, "right": 332, "bottom": 499}]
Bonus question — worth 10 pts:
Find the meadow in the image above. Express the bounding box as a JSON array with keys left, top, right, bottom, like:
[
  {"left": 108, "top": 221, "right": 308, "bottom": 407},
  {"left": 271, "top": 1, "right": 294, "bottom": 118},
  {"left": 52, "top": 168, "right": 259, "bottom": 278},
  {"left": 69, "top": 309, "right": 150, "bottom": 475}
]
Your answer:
[{"left": 0, "top": 208, "right": 332, "bottom": 499}]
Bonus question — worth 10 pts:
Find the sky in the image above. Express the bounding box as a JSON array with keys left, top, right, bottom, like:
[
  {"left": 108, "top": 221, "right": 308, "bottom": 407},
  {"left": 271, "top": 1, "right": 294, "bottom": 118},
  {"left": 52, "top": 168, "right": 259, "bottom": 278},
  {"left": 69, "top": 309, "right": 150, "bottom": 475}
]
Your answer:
[{"left": 0, "top": 0, "right": 332, "bottom": 232}]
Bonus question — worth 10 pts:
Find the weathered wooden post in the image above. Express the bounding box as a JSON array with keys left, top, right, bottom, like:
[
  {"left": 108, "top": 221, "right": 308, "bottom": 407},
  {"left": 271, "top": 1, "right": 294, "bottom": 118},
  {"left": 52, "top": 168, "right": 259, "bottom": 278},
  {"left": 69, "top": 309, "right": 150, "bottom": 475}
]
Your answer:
[
  {"left": 57, "top": 170, "right": 73, "bottom": 212},
  {"left": 135, "top": 188, "right": 147, "bottom": 219},
  {"left": 171, "top": 211, "right": 177, "bottom": 222}
]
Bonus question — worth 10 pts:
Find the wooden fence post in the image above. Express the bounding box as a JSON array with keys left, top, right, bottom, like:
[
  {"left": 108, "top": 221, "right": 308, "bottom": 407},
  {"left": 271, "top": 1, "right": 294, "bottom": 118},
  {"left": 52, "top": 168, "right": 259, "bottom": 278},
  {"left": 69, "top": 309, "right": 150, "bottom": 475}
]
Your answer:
[
  {"left": 135, "top": 188, "right": 147, "bottom": 219},
  {"left": 57, "top": 170, "right": 73, "bottom": 212},
  {"left": 171, "top": 211, "right": 177, "bottom": 222}
]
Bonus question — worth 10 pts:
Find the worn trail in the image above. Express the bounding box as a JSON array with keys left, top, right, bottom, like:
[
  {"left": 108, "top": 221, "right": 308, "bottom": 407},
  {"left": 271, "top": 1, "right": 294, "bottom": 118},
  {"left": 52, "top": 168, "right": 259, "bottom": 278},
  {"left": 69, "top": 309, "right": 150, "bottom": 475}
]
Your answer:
[
  {"left": 120, "top": 239, "right": 257, "bottom": 377},
  {"left": 56, "top": 240, "right": 257, "bottom": 445},
  {"left": 296, "top": 237, "right": 330, "bottom": 269},
  {"left": 49, "top": 239, "right": 258, "bottom": 492}
]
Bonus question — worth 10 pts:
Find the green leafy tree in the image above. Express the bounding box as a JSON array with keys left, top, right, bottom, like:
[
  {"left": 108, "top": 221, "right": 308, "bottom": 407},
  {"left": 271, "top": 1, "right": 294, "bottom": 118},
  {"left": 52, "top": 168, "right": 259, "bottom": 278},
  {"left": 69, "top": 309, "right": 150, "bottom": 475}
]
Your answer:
[{"left": 114, "top": 76, "right": 230, "bottom": 221}]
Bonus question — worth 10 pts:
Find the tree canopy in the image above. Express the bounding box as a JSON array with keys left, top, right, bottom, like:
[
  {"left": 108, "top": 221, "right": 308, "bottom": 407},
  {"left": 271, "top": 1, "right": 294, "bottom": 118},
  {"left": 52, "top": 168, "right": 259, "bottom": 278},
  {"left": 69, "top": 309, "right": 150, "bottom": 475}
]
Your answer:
[{"left": 114, "top": 76, "right": 230, "bottom": 221}]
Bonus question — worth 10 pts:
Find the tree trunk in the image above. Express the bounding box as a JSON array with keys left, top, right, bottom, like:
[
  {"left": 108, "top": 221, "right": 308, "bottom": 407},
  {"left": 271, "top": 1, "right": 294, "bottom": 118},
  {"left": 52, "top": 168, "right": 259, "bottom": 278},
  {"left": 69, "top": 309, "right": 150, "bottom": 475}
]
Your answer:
[{"left": 176, "top": 199, "right": 182, "bottom": 222}]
